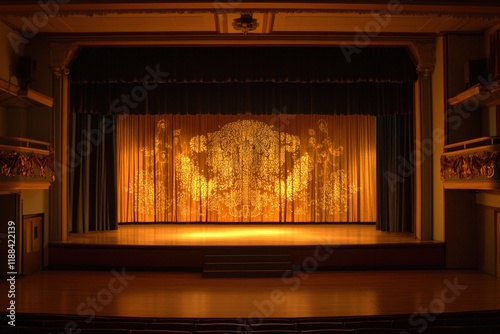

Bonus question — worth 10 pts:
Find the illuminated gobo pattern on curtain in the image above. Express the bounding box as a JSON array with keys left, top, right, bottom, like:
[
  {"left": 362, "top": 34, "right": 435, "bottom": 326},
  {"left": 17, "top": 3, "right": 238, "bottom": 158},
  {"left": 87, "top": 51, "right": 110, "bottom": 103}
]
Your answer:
[
  {"left": 122, "top": 119, "right": 172, "bottom": 217},
  {"left": 117, "top": 115, "right": 376, "bottom": 223},
  {"left": 177, "top": 119, "right": 310, "bottom": 219}
]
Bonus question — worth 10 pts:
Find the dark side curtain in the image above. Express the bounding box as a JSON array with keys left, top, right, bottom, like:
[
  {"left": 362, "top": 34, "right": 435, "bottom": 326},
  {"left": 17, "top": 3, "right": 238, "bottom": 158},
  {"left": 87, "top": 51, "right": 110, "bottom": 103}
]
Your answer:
[
  {"left": 69, "top": 113, "right": 117, "bottom": 232},
  {"left": 376, "top": 114, "right": 414, "bottom": 233}
]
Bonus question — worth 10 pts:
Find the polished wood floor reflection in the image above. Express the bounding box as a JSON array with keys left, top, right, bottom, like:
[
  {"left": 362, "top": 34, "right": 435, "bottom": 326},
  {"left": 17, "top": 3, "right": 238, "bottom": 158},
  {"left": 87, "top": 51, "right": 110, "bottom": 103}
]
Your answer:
[
  {"left": 2, "top": 269, "right": 499, "bottom": 319},
  {"left": 60, "top": 224, "right": 430, "bottom": 246}
]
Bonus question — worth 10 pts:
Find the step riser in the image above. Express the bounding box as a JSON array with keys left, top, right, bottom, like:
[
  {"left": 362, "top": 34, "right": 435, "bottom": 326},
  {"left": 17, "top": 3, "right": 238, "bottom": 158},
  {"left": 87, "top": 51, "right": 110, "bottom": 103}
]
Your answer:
[
  {"left": 203, "top": 253, "right": 293, "bottom": 278},
  {"left": 203, "top": 270, "right": 292, "bottom": 278},
  {"left": 205, "top": 262, "right": 291, "bottom": 271},
  {"left": 205, "top": 255, "right": 291, "bottom": 262}
]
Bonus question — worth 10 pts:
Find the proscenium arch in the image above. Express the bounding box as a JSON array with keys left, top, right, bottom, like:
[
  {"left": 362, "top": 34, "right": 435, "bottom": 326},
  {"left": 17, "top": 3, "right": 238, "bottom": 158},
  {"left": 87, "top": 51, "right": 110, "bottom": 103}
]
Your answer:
[{"left": 49, "top": 35, "right": 433, "bottom": 241}]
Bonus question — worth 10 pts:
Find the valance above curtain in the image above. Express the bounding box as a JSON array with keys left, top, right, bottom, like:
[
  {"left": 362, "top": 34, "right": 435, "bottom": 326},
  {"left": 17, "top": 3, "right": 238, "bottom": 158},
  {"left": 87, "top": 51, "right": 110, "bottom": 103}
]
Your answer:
[
  {"left": 70, "top": 46, "right": 417, "bottom": 117},
  {"left": 70, "top": 47, "right": 417, "bottom": 84},
  {"left": 71, "top": 81, "right": 414, "bottom": 116}
]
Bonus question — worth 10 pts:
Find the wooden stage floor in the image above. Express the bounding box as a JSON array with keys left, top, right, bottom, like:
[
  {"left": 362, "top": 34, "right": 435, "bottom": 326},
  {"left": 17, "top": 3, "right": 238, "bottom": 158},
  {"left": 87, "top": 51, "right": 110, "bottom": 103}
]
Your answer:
[
  {"left": 5, "top": 225, "right": 495, "bottom": 320},
  {"left": 62, "top": 224, "right": 425, "bottom": 246},
  {"left": 2, "top": 269, "right": 499, "bottom": 319},
  {"left": 49, "top": 224, "right": 446, "bottom": 271}
]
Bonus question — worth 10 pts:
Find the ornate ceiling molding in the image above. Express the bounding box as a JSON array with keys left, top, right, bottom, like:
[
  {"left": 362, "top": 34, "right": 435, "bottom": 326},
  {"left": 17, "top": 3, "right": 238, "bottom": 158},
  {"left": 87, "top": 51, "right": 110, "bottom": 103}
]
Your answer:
[
  {"left": 2, "top": 10, "right": 500, "bottom": 19},
  {"left": 1, "top": 2, "right": 500, "bottom": 18}
]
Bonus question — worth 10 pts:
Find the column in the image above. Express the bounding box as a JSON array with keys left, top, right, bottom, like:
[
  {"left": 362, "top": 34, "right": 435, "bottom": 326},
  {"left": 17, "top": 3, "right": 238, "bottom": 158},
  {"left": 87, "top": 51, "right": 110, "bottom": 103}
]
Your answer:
[
  {"left": 411, "top": 42, "right": 436, "bottom": 241},
  {"left": 50, "top": 42, "right": 77, "bottom": 241}
]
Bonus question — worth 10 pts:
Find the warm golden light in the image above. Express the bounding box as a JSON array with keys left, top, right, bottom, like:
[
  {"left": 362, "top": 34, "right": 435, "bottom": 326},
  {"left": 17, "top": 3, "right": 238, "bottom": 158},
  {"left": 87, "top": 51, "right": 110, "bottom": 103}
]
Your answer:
[
  {"left": 186, "top": 227, "right": 285, "bottom": 239},
  {"left": 117, "top": 115, "right": 376, "bottom": 223},
  {"left": 174, "top": 119, "right": 360, "bottom": 219}
]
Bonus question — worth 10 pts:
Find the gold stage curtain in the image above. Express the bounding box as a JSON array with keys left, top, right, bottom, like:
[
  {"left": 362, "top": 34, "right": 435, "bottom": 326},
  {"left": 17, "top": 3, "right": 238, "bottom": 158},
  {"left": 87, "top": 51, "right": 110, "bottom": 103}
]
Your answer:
[{"left": 117, "top": 114, "right": 376, "bottom": 223}]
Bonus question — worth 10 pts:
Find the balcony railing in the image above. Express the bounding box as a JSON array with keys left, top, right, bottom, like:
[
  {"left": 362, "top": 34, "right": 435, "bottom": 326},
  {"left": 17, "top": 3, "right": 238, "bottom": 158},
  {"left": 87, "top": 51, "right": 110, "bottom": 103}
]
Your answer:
[
  {"left": 0, "top": 137, "right": 55, "bottom": 187},
  {"left": 441, "top": 136, "right": 500, "bottom": 190}
]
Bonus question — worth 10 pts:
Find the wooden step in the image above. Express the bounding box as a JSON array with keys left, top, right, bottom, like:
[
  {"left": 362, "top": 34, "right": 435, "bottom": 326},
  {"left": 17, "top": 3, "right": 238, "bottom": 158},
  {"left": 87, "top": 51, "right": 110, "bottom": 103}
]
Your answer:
[
  {"left": 205, "top": 254, "right": 291, "bottom": 262},
  {"left": 203, "top": 253, "right": 293, "bottom": 278},
  {"left": 203, "top": 269, "right": 293, "bottom": 278},
  {"left": 204, "top": 261, "right": 291, "bottom": 271}
]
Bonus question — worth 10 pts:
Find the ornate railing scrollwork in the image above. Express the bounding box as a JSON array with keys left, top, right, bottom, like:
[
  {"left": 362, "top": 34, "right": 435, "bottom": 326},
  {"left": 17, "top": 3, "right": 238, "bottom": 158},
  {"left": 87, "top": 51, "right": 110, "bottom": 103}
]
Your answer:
[
  {"left": 441, "top": 137, "right": 500, "bottom": 189},
  {"left": 440, "top": 151, "right": 499, "bottom": 180},
  {"left": 0, "top": 137, "right": 55, "bottom": 183},
  {"left": 0, "top": 150, "right": 55, "bottom": 181}
]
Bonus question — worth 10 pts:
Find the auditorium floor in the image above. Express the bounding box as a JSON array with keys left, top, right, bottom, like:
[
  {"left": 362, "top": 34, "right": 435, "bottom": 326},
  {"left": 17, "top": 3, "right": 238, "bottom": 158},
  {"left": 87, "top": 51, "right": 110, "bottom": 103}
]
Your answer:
[
  {"left": 2, "top": 269, "right": 499, "bottom": 319},
  {"left": 60, "top": 224, "right": 428, "bottom": 246}
]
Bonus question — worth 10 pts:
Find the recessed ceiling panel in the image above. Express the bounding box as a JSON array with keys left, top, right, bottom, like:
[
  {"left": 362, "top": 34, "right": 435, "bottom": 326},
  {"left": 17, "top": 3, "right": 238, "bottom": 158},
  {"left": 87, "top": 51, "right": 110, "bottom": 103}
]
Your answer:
[
  {"left": 272, "top": 13, "right": 498, "bottom": 33},
  {"left": 0, "top": 13, "right": 217, "bottom": 33}
]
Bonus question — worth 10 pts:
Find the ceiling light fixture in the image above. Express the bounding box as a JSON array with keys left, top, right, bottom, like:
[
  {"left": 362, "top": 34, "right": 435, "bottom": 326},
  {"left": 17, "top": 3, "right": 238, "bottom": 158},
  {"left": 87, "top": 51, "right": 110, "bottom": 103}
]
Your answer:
[{"left": 232, "top": 13, "right": 258, "bottom": 34}]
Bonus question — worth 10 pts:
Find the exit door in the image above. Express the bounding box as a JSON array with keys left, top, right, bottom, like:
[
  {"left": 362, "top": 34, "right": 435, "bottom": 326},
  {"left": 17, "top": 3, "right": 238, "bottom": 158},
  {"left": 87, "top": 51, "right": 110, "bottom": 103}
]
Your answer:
[{"left": 23, "top": 214, "right": 43, "bottom": 275}]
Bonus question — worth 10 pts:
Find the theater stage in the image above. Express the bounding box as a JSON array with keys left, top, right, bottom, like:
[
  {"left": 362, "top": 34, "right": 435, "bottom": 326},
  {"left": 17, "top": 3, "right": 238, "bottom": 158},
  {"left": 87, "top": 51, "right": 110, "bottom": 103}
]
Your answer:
[{"left": 49, "top": 224, "right": 445, "bottom": 270}]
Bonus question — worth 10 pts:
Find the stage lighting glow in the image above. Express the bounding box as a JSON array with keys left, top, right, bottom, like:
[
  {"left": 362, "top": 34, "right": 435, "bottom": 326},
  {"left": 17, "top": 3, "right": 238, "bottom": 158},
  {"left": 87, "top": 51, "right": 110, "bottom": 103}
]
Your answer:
[
  {"left": 185, "top": 227, "right": 285, "bottom": 240},
  {"left": 124, "top": 117, "right": 363, "bottom": 220}
]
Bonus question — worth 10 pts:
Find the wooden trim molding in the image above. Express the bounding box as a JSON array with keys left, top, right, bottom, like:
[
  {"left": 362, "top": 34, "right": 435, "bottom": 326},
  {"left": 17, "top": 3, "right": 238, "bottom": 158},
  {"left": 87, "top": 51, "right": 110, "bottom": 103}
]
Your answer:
[
  {"left": 0, "top": 181, "right": 51, "bottom": 190},
  {"left": 2, "top": 2, "right": 500, "bottom": 17}
]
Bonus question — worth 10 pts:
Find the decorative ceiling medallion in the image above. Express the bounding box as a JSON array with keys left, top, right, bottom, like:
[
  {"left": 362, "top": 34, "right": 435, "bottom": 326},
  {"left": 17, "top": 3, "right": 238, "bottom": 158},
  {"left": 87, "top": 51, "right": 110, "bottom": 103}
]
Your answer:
[{"left": 232, "top": 13, "right": 259, "bottom": 34}]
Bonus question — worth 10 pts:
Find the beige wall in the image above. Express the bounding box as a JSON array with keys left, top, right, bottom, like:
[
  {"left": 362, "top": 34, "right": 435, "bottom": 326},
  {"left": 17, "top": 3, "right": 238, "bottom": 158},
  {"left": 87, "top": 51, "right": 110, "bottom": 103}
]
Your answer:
[
  {"left": 442, "top": 32, "right": 499, "bottom": 273},
  {"left": 445, "top": 34, "right": 485, "bottom": 143},
  {"left": 444, "top": 33, "right": 485, "bottom": 269},
  {"left": 25, "top": 36, "right": 52, "bottom": 97},
  {"left": 1, "top": 21, "right": 53, "bottom": 265},
  {"left": 0, "top": 22, "right": 21, "bottom": 84},
  {"left": 22, "top": 189, "right": 50, "bottom": 216}
]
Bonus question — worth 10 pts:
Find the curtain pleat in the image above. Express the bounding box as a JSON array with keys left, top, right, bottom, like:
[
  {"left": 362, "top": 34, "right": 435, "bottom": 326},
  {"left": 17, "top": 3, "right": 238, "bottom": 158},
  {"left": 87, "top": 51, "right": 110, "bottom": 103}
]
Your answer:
[
  {"left": 69, "top": 113, "right": 117, "bottom": 232},
  {"left": 376, "top": 115, "right": 414, "bottom": 233}
]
